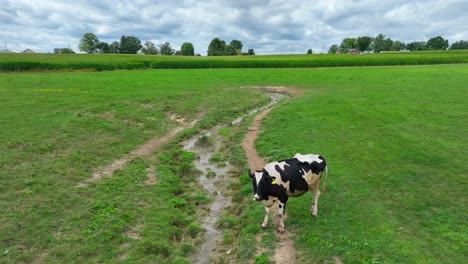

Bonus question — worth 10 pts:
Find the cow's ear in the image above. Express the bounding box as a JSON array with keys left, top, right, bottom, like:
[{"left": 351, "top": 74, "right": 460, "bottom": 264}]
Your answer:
[
  {"left": 248, "top": 170, "right": 254, "bottom": 179},
  {"left": 262, "top": 169, "right": 271, "bottom": 179}
]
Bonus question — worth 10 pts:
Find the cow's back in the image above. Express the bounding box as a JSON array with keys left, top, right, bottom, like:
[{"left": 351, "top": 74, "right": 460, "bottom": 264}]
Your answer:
[{"left": 261, "top": 155, "right": 326, "bottom": 197}]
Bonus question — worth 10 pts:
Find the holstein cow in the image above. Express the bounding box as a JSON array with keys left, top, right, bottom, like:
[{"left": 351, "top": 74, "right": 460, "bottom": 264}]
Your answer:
[{"left": 249, "top": 153, "right": 328, "bottom": 233}]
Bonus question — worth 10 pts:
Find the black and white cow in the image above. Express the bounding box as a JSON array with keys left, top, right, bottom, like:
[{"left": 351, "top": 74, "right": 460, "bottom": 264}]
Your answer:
[{"left": 248, "top": 153, "right": 328, "bottom": 233}]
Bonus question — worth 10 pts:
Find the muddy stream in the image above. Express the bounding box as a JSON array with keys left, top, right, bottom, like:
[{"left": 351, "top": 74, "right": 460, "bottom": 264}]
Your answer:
[{"left": 183, "top": 92, "right": 287, "bottom": 264}]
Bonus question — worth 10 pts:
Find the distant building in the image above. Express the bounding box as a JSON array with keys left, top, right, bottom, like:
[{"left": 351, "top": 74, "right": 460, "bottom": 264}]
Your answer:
[
  {"left": 22, "top": 48, "right": 35, "bottom": 53},
  {"left": 349, "top": 49, "right": 360, "bottom": 54},
  {"left": 54, "top": 48, "right": 63, "bottom": 54}
]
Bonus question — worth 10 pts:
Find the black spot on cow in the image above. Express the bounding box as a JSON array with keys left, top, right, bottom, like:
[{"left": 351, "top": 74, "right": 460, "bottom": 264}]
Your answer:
[{"left": 274, "top": 159, "right": 310, "bottom": 193}]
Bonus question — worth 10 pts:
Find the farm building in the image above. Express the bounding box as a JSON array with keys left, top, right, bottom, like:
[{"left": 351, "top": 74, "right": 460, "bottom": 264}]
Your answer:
[{"left": 22, "top": 48, "right": 35, "bottom": 53}]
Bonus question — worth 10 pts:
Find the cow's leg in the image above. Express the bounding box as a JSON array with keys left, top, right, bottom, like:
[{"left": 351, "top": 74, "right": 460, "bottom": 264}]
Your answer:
[
  {"left": 261, "top": 198, "right": 276, "bottom": 228},
  {"left": 311, "top": 183, "right": 320, "bottom": 217},
  {"left": 261, "top": 206, "right": 270, "bottom": 228},
  {"left": 277, "top": 197, "right": 288, "bottom": 234}
]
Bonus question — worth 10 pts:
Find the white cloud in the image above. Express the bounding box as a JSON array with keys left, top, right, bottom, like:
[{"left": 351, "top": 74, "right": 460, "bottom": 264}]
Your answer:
[{"left": 0, "top": 0, "right": 467, "bottom": 54}]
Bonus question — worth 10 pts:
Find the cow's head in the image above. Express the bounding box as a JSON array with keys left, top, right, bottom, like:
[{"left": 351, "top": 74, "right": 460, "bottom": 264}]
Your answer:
[{"left": 248, "top": 169, "right": 275, "bottom": 201}]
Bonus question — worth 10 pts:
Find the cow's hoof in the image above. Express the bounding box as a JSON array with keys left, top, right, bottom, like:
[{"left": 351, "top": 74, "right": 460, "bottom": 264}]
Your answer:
[
  {"left": 261, "top": 224, "right": 267, "bottom": 229},
  {"left": 278, "top": 228, "right": 285, "bottom": 234},
  {"left": 311, "top": 211, "right": 318, "bottom": 218}
]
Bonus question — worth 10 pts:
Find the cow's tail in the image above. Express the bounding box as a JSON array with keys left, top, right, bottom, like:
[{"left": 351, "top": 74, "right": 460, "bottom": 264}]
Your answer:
[{"left": 322, "top": 165, "right": 329, "bottom": 193}]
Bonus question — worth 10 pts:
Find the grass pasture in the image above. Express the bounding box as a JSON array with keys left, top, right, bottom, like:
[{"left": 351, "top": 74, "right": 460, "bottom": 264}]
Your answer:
[
  {"left": 1, "top": 50, "right": 468, "bottom": 71},
  {"left": 1, "top": 64, "right": 467, "bottom": 263}
]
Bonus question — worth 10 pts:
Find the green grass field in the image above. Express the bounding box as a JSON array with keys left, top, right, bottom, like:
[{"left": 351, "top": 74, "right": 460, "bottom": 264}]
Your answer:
[
  {"left": 1, "top": 64, "right": 467, "bottom": 263},
  {"left": 1, "top": 50, "right": 468, "bottom": 71}
]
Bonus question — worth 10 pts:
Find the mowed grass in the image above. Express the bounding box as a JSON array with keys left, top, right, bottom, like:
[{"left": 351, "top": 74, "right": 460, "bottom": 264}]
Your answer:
[
  {"left": 1, "top": 65, "right": 467, "bottom": 263},
  {"left": 1, "top": 50, "right": 468, "bottom": 71}
]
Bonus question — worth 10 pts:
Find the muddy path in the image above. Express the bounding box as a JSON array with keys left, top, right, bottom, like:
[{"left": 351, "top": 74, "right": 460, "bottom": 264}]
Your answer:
[
  {"left": 241, "top": 86, "right": 302, "bottom": 264},
  {"left": 183, "top": 126, "right": 232, "bottom": 264},
  {"left": 185, "top": 89, "right": 288, "bottom": 263}
]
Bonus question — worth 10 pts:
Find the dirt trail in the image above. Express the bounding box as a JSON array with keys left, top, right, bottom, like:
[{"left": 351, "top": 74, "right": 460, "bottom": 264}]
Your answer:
[
  {"left": 241, "top": 86, "right": 301, "bottom": 264},
  {"left": 242, "top": 107, "right": 272, "bottom": 170}
]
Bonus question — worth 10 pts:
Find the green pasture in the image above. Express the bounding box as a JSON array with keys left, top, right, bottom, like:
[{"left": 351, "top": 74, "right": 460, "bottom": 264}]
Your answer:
[
  {"left": 1, "top": 64, "right": 467, "bottom": 263},
  {"left": 1, "top": 50, "right": 468, "bottom": 71}
]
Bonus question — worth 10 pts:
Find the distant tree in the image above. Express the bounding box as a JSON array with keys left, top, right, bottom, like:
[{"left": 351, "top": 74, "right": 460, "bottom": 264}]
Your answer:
[
  {"left": 427, "top": 36, "right": 449, "bottom": 50},
  {"left": 96, "top": 42, "right": 110, "bottom": 53},
  {"left": 61, "top": 48, "right": 75, "bottom": 54},
  {"left": 109, "top": 41, "right": 120, "bottom": 53},
  {"left": 180, "top": 42, "right": 194, "bottom": 56},
  {"left": 405, "top": 41, "right": 427, "bottom": 51},
  {"left": 248, "top": 48, "right": 255, "bottom": 55},
  {"left": 356, "top": 36, "right": 372, "bottom": 52},
  {"left": 385, "top": 38, "right": 394, "bottom": 51},
  {"left": 120, "top": 36, "right": 142, "bottom": 54},
  {"left": 339, "top": 37, "right": 357, "bottom": 53},
  {"left": 79, "top": 33, "right": 100, "bottom": 53},
  {"left": 391, "top": 41, "right": 405, "bottom": 51},
  {"left": 328, "top": 44, "right": 339, "bottom": 54},
  {"left": 208, "top": 38, "right": 225, "bottom": 56},
  {"left": 373, "top": 34, "right": 393, "bottom": 52},
  {"left": 450, "top": 40, "right": 468, "bottom": 49},
  {"left": 224, "top": 45, "right": 237, "bottom": 55},
  {"left": 208, "top": 38, "right": 244, "bottom": 56},
  {"left": 230, "top": 39, "right": 243, "bottom": 54},
  {"left": 306, "top": 49, "right": 313, "bottom": 54},
  {"left": 141, "top": 41, "right": 159, "bottom": 54},
  {"left": 159, "top": 42, "right": 175, "bottom": 55}
]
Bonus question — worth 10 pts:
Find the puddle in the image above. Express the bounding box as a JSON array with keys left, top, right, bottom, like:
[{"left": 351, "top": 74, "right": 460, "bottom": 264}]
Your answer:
[{"left": 183, "top": 92, "right": 288, "bottom": 264}]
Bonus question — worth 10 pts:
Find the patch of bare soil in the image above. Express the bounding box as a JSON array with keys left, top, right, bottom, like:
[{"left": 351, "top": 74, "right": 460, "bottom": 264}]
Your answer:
[
  {"left": 125, "top": 223, "right": 143, "bottom": 240},
  {"left": 241, "top": 86, "right": 302, "bottom": 264},
  {"left": 274, "top": 230, "right": 296, "bottom": 264},
  {"left": 144, "top": 164, "right": 157, "bottom": 185},
  {"left": 77, "top": 114, "right": 202, "bottom": 187},
  {"left": 118, "top": 221, "right": 144, "bottom": 260},
  {"left": 333, "top": 256, "right": 344, "bottom": 264}
]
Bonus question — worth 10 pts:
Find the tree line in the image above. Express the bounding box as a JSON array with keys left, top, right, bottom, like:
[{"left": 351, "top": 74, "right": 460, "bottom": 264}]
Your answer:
[
  {"left": 327, "top": 34, "right": 468, "bottom": 54},
  {"left": 78, "top": 33, "right": 193, "bottom": 55},
  {"left": 78, "top": 33, "right": 255, "bottom": 56},
  {"left": 78, "top": 32, "right": 468, "bottom": 56}
]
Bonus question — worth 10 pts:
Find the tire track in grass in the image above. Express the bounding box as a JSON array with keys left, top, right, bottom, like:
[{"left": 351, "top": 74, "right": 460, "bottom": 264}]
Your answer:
[
  {"left": 241, "top": 86, "right": 302, "bottom": 264},
  {"left": 77, "top": 113, "right": 203, "bottom": 188}
]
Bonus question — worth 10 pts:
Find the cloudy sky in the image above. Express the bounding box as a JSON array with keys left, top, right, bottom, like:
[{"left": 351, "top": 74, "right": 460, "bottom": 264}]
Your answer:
[{"left": 1, "top": 0, "right": 467, "bottom": 55}]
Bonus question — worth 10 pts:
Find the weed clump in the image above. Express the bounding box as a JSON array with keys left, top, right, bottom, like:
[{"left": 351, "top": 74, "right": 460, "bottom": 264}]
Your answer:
[
  {"left": 187, "top": 223, "right": 202, "bottom": 238},
  {"left": 206, "top": 171, "right": 216, "bottom": 178},
  {"left": 195, "top": 134, "right": 213, "bottom": 147},
  {"left": 141, "top": 241, "right": 171, "bottom": 257}
]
